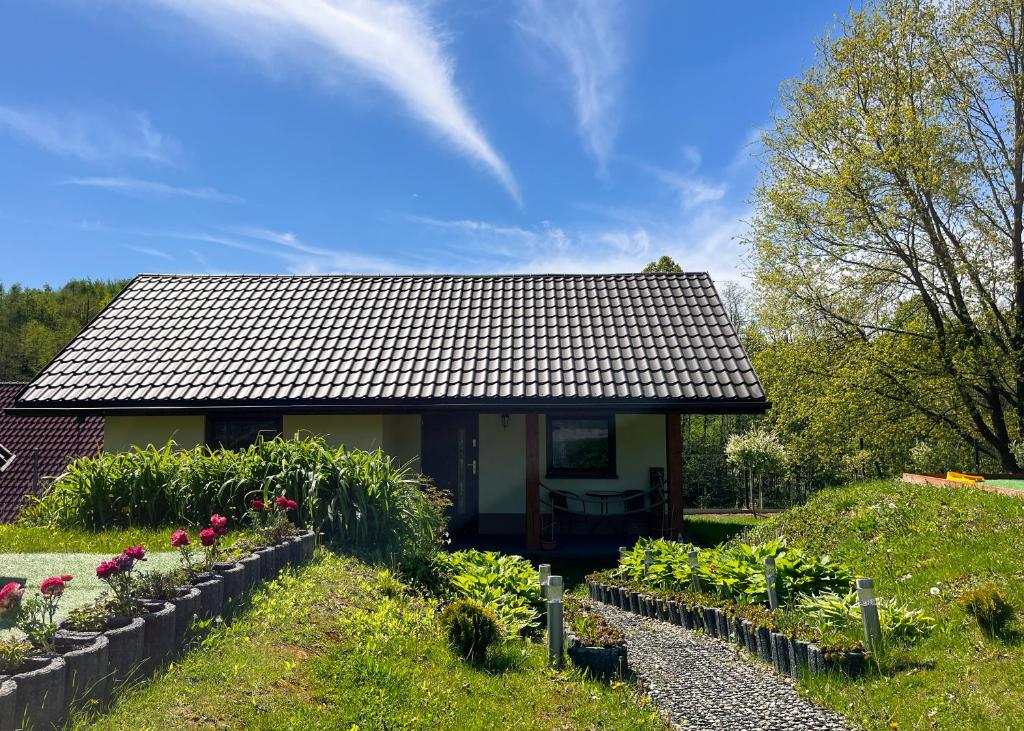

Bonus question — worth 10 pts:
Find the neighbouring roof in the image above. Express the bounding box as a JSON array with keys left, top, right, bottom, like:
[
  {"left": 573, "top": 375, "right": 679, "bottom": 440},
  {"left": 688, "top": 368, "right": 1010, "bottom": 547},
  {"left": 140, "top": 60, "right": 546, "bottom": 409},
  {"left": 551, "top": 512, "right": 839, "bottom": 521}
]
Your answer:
[
  {"left": 0, "top": 382, "right": 103, "bottom": 522},
  {"left": 11, "top": 273, "right": 768, "bottom": 413}
]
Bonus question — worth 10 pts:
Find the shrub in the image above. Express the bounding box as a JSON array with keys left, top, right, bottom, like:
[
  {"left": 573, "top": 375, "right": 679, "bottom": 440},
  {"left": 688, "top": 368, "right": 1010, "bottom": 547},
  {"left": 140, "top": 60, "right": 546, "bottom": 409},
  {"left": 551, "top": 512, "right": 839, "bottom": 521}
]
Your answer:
[
  {"left": 436, "top": 550, "right": 543, "bottom": 636},
  {"left": 63, "top": 604, "right": 108, "bottom": 632},
  {"left": 440, "top": 599, "right": 500, "bottom": 664},
  {"left": 959, "top": 584, "right": 1014, "bottom": 635},
  {"left": 24, "top": 436, "right": 449, "bottom": 569}
]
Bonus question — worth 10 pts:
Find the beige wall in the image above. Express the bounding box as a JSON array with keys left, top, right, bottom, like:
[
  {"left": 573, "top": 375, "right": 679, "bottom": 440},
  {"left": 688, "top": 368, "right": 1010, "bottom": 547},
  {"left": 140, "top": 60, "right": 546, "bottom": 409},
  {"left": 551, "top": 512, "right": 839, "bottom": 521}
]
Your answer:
[
  {"left": 477, "top": 412, "right": 667, "bottom": 515},
  {"left": 383, "top": 414, "right": 422, "bottom": 472},
  {"left": 104, "top": 415, "right": 205, "bottom": 452},
  {"left": 283, "top": 414, "right": 383, "bottom": 451}
]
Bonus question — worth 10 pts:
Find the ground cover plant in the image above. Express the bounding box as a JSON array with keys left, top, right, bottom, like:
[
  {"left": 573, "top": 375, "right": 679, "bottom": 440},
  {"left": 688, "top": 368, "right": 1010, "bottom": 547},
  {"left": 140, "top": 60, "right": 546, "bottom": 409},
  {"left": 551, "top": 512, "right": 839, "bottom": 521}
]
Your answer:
[
  {"left": 24, "top": 436, "right": 447, "bottom": 571},
  {"left": 70, "top": 553, "right": 666, "bottom": 731},
  {"left": 745, "top": 479, "right": 1024, "bottom": 730}
]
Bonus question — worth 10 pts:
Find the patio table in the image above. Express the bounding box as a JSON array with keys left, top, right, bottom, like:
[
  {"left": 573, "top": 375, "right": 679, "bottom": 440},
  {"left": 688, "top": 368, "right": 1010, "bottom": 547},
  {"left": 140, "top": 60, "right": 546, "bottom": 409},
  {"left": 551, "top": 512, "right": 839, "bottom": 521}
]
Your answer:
[{"left": 585, "top": 490, "right": 627, "bottom": 533}]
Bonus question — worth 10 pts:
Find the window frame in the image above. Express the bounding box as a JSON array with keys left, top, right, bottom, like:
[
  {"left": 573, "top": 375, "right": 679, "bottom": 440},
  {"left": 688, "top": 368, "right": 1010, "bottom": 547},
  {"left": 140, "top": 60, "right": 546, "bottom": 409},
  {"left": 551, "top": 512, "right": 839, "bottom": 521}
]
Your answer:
[
  {"left": 545, "top": 412, "right": 617, "bottom": 479},
  {"left": 205, "top": 414, "right": 283, "bottom": 451}
]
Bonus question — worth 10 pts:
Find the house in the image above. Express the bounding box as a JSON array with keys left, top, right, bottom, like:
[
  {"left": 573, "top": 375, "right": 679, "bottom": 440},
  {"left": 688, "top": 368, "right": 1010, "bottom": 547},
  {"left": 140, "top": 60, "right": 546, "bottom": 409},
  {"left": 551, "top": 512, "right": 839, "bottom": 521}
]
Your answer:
[
  {"left": 0, "top": 382, "right": 104, "bottom": 522},
  {"left": 9, "top": 273, "right": 768, "bottom": 547}
]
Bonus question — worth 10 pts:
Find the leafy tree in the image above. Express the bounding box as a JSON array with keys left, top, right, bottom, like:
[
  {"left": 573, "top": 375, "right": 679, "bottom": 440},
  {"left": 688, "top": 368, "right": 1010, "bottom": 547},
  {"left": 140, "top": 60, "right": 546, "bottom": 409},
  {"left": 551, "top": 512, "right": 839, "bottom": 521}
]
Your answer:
[
  {"left": 725, "top": 429, "right": 787, "bottom": 509},
  {"left": 750, "top": 0, "right": 1024, "bottom": 469},
  {"left": 0, "top": 279, "right": 127, "bottom": 380},
  {"left": 642, "top": 255, "right": 682, "bottom": 273}
]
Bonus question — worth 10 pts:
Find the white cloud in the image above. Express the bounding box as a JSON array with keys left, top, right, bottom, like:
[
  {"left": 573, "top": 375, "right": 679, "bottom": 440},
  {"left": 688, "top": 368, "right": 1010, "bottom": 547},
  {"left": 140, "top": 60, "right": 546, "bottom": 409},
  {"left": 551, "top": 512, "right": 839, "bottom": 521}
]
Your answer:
[
  {"left": 62, "top": 177, "right": 241, "bottom": 202},
  {"left": 125, "top": 244, "right": 174, "bottom": 260},
  {"left": 517, "top": 0, "right": 626, "bottom": 168},
  {"left": 0, "top": 107, "right": 177, "bottom": 164},
  {"left": 146, "top": 0, "right": 518, "bottom": 202},
  {"left": 630, "top": 158, "right": 727, "bottom": 211}
]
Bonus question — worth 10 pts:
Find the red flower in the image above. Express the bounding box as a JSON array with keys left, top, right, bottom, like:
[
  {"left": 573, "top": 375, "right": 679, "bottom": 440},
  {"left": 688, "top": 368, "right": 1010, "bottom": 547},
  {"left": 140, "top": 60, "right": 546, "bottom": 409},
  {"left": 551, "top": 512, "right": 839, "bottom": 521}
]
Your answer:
[
  {"left": 40, "top": 576, "right": 67, "bottom": 596},
  {"left": 0, "top": 581, "right": 24, "bottom": 610},
  {"left": 60, "top": 574, "right": 74, "bottom": 582},
  {"left": 122, "top": 546, "right": 147, "bottom": 561},
  {"left": 210, "top": 514, "right": 229, "bottom": 536},
  {"left": 285, "top": 499, "right": 298, "bottom": 511},
  {"left": 170, "top": 529, "right": 190, "bottom": 547},
  {"left": 274, "top": 496, "right": 289, "bottom": 510},
  {"left": 250, "top": 499, "right": 265, "bottom": 512},
  {"left": 199, "top": 527, "right": 216, "bottom": 546},
  {"left": 96, "top": 560, "right": 120, "bottom": 579}
]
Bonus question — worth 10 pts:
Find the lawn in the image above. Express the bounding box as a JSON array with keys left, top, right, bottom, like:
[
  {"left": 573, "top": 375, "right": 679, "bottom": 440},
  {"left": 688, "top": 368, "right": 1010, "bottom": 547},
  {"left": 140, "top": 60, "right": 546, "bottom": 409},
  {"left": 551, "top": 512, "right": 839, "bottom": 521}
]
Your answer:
[
  {"left": 0, "top": 524, "right": 183, "bottom": 553},
  {"left": 747, "top": 478, "right": 1024, "bottom": 731},
  {"left": 71, "top": 553, "right": 667, "bottom": 731},
  {"left": 682, "top": 513, "right": 763, "bottom": 546}
]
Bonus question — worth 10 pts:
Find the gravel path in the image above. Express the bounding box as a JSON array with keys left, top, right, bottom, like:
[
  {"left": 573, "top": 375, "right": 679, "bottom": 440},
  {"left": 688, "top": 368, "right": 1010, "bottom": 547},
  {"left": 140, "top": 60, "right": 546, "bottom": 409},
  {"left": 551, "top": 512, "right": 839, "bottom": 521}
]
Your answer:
[{"left": 593, "top": 603, "right": 854, "bottom": 731}]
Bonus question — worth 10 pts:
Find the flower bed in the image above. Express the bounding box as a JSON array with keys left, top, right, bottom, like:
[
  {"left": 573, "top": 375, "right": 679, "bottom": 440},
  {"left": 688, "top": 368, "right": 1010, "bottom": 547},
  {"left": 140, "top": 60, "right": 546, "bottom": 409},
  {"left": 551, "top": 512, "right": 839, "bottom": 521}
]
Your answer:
[
  {"left": 564, "top": 595, "right": 627, "bottom": 679},
  {"left": 0, "top": 524, "right": 317, "bottom": 731},
  {"left": 585, "top": 537, "right": 936, "bottom": 682}
]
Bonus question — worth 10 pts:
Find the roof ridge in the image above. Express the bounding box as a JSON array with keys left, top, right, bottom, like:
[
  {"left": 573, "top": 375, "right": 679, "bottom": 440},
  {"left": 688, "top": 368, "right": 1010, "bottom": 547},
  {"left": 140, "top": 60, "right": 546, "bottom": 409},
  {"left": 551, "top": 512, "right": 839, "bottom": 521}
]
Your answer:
[{"left": 133, "top": 272, "right": 712, "bottom": 280}]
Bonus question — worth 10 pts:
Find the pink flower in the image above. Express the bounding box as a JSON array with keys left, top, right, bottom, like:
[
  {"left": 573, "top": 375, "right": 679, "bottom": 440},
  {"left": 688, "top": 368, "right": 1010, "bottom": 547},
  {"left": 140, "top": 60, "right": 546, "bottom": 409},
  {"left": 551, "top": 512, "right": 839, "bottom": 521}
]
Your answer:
[
  {"left": 250, "top": 499, "right": 265, "bottom": 512},
  {"left": 40, "top": 576, "right": 68, "bottom": 596},
  {"left": 0, "top": 581, "right": 24, "bottom": 612},
  {"left": 60, "top": 574, "right": 74, "bottom": 582},
  {"left": 274, "top": 496, "right": 289, "bottom": 510},
  {"left": 285, "top": 499, "right": 298, "bottom": 511},
  {"left": 210, "top": 514, "right": 229, "bottom": 537},
  {"left": 96, "top": 560, "right": 120, "bottom": 579},
  {"left": 122, "top": 546, "right": 147, "bottom": 561},
  {"left": 199, "top": 527, "right": 216, "bottom": 546},
  {"left": 170, "top": 529, "right": 190, "bottom": 547}
]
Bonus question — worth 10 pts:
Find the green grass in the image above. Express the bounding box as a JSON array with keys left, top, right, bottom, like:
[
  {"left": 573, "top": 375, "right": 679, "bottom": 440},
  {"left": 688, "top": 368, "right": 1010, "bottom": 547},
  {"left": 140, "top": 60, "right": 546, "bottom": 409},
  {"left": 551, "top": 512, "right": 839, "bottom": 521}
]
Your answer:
[
  {"left": 0, "top": 552, "right": 180, "bottom": 633},
  {"left": 0, "top": 525, "right": 186, "bottom": 553},
  {"left": 683, "top": 513, "right": 763, "bottom": 546},
  {"left": 72, "top": 553, "right": 667, "bottom": 731},
  {"left": 748, "top": 478, "right": 1024, "bottom": 730},
  {"left": 981, "top": 479, "right": 1024, "bottom": 491}
]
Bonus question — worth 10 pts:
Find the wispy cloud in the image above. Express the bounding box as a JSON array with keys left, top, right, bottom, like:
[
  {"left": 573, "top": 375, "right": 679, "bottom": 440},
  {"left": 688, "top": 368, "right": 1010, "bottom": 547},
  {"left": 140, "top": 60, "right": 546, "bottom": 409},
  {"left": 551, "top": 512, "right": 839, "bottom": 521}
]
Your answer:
[
  {"left": 629, "top": 158, "right": 727, "bottom": 211},
  {"left": 145, "top": 0, "right": 518, "bottom": 202},
  {"left": 517, "top": 0, "right": 626, "bottom": 168},
  {"left": 61, "top": 176, "right": 241, "bottom": 202},
  {"left": 0, "top": 107, "right": 177, "bottom": 164},
  {"left": 124, "top": 244, "right": 174, "bottom": 260}
]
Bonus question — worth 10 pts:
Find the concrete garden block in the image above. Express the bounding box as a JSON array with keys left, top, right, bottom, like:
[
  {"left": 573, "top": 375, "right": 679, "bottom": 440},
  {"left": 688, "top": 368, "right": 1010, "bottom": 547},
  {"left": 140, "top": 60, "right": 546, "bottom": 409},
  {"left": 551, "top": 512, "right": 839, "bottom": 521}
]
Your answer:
[
  {"left": 667, "top": 600, "right": 681, "bottom": 625},
  {"left": 56, "top": 631, "right": 111, "bottom": 712},
  {"left": 681, "top": 605, "right": 695, "bottom": 630},
  {"left": 586, "top": 581, "right": 596, "bottom": 599},
  {"left": 601, "top": 585, "right": 612, "bottom": 604},
  {"left": 566, "top": 631, "right": 628, "bottom": 680},
  {"left": 612, "top": 587, "right": 623, "bottom": 609},
  {"left": 0, "top": 678, "right": 15, "bottom": 731},
  {"left": 730, "top": 616, "right": 744, "bottom": 646},
  {"left": 701, "top": 606, "right": 717, "bottom": 636},
  {"left": 298, "top": 530, "right": 315, "bottom": 562},
  {"left": 104, "top": 616, "right": 146, "bottom": 685},
  {"left": 255, "top": 546, "right": 277, "bottom": 580},
  {"left": 628, "top": 591, "right": 640, "bottom": 614},
  {"left": 171, "top": 586, "right": 201, "bottom": 646},
  {"left": 657, "top": 599, "right": 670, "bottom": 622},
  {"left": 755, "top": 626, "right": 773, "bottom": 663},
  {"left": 239, "top": 553, "right": 261, "bottom": 591},
  {"left": 194, "top": 574, "right": 225, "bottom": 619},
  {"left": 142, "top": 601, "right": 176, "bottom": 674},
  {"left": 9, "top": 654, "right": 66, "bottom": 731},
  {"left": 742, "top": 620, "right": 758, "bottom": 655},
  {"left": 788, "top": 637, "right": 809, "bottom": 679},
  {"left": 644, "top": 597, "right": 656, "bottom": 618},
  {"left": 715, "top": 610, "right": 730, "bottom": 640},
  {"left": 214, "top": 562, "right": 245, "bottom": 610},
  {"left": 770, "top": 632, "right": 791, "bottom": 675},
  {"left": 284, "top": 536, "right": 302, "bottom": 566}
]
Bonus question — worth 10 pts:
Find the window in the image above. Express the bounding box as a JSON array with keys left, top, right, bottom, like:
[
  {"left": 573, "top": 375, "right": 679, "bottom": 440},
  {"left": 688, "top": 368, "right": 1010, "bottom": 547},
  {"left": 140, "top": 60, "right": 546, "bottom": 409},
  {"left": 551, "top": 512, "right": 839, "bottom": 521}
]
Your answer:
[
  {"left": 546, "top": 414, "right": 616, "bottom": 478},
  {"left": 206, "top": 415, "right": 282, "bottom": 450},
  {"left": 0, "top": 443, "right": 13, "bottom": 473}
]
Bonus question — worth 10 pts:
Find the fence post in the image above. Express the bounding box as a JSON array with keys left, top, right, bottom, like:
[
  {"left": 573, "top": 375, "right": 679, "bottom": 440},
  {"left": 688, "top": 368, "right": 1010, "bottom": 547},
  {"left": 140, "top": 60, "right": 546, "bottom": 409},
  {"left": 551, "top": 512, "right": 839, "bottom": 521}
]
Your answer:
[
  {"left": 539, "top": 563, "right": 551, "bottom": 599},
  {"left": 643, "top": 549, "right": 652, "bottom": 577},
  {"left": 687, "top": 550, "right": 701, "bottom": 593},
  {"left": 856, "top": 577, "right": 882, "bottom": 652},
  {"left": 763, "top": 557, "right": 779, "bottom": 610},
  {"left": 547, "top": 575, "right": 564, "bottom": 668}
]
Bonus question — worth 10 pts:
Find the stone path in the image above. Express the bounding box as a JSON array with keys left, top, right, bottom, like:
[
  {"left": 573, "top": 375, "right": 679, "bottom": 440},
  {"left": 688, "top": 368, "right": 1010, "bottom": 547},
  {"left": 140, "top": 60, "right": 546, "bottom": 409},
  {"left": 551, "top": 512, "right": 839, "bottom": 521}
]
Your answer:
[{"left": 593, "top": 603, "right": 854, "bottom": 731}]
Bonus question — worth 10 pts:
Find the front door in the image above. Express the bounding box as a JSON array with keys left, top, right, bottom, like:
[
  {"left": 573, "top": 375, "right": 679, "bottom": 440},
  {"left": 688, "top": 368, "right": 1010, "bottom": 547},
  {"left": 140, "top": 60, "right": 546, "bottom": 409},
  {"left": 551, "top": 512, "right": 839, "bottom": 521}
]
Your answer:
[{"left": 421, "top": 413, "right": 479, "bottom": 537}]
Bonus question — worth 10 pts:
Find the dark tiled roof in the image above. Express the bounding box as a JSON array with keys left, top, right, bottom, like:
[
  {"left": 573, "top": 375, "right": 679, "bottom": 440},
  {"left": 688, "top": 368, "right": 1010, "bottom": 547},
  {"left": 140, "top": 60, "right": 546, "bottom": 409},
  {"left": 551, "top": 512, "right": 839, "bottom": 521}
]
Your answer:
[
  {"left": 0, "top": 382, "right": 103, "bottom": 522},
  {"left": 13, "top": 273, "right": 766, "bottom": 410}
]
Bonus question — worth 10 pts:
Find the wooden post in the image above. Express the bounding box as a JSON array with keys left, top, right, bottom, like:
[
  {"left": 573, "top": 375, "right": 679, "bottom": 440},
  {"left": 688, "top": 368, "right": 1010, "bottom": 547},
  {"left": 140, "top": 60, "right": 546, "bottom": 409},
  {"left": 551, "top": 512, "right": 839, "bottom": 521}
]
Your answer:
[
  {"left": 526, "top": 413, "right": 541, "bottom": 550},
  {"left": 666, "top": 412, "right": 684, "bottom": 538}
]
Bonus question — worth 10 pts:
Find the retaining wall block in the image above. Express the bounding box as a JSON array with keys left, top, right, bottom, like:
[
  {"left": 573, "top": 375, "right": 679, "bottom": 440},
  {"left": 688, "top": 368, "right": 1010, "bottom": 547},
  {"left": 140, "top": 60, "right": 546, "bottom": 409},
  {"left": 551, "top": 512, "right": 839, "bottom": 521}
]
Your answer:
[
  {"left": 56, "top": 631, "right": 111, "bottom": 712},
  {"left": 104, "top": 616, "right": 145, "bottom": 685},
  {"left": 755, "top": 626, "right": 773, "bottom": 663},
  {"left": 0, "top": 678, "right": 15, "bottom": 731},
  {"left": 141, "top": 601, "right": 176, "bottom": 675},
  {"left": 769, "top": 632, "right": 791, "bottom": 675}
]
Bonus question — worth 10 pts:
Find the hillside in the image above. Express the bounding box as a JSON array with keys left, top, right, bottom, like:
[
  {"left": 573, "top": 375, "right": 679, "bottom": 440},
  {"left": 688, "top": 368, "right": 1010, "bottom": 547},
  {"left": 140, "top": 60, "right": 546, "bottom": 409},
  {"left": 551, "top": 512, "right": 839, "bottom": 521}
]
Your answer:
[{"left": 748, "top": 479, "right": 1024, "bottom": 730}]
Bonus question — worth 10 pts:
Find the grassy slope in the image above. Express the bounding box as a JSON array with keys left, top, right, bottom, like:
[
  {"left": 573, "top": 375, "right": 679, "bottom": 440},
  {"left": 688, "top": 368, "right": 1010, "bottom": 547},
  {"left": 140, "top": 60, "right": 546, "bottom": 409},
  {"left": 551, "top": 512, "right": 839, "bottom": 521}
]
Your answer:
[
  {"left": 748, "top": 479, "right": 1024, "bottom": 731},
  {"left": 74, "top": 553, "right": 667, "bottom": 731},
  {"left": 683, "top": 514, "right": 763, "bottom": 546}
]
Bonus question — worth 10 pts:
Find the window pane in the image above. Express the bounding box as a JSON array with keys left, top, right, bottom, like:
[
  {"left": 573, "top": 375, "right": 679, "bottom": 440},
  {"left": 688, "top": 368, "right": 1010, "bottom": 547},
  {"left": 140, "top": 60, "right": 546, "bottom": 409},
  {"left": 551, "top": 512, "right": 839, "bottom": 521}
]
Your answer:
[
  {"left": 550, "top": 418, "right": 611, "bottom": 471},
  {"left": 209, "top": 417, "right": 280, "bottom": 451}
]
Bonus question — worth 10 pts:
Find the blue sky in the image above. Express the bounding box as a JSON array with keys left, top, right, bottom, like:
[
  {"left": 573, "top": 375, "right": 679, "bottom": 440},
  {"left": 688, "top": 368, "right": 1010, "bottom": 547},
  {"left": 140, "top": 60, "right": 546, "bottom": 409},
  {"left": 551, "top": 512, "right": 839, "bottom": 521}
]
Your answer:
[{"left": 0, "top": 0, "right": 850, "bottom": 288}]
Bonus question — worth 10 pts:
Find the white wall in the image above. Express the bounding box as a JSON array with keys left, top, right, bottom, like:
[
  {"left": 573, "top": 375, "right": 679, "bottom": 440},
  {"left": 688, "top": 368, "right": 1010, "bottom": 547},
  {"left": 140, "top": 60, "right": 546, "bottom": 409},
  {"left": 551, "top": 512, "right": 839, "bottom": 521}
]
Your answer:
[{"left": 104, "top": 415, "right": 205, "bottom": 452}]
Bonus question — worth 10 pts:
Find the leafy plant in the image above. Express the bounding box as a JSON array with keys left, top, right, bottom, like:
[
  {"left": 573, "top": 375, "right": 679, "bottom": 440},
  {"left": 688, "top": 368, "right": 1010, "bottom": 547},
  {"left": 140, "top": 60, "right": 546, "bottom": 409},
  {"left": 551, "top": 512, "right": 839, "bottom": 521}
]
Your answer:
[
  {"left": 797, "top": 590, "right": 936, "bottom": 646},
  {"left": 440, "top": 599, "right": 500, "bottom": 664},
  {"left": 437, "top": 550, "right": 543, "bottom": 636},
  {"left": 959, "top": 584, "right": 1014, "bottom": 636},
  {"left": 565, "top": 595, "right": 624, "bottom": 648},
  {"left": 0, "top": 639, "right": 31, "bottom": 674},
  {"left": 63, "top": 604, "right": 109, "bottom": 632},
  {"left": 134, "top": 569, "right": 188, "bottom": 601}
]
